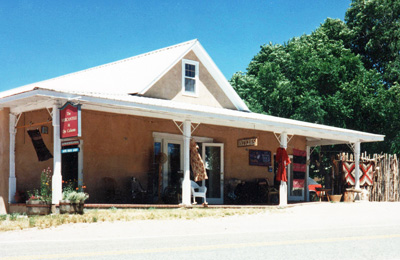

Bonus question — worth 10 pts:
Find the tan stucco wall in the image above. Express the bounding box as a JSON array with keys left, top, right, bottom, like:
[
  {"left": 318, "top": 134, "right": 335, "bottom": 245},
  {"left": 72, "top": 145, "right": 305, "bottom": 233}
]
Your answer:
[
  {"left": 144, "top": 51, "right": 237, "bottom": 110},
  {"left": 0, "top": 108, "right": 10, "bottom": 214},
  {"left": 13, "top": 109, "right": 306, "bottom": 203},
  {"left": 15, "top": 109, "right": 53, "bottom": 197},
  {"left": 81, "top": 110, "right": 181, "bottom": 202},
  {"left": 79, "top": 110, "right": 306, "bottom": 202},
  {"left": 193, "top": 124, "right": 306, "bottom": 184}
]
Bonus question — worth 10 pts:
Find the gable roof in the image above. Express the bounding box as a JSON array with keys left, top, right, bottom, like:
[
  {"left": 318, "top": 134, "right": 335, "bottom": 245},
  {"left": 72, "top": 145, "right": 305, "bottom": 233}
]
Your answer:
[{"left": 0, "top": 40, "right": 249, "bottom": 111}]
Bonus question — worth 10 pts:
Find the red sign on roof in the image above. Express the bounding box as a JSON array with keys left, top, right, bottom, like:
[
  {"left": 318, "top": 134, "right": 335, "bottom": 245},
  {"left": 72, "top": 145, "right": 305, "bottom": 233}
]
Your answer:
[{"left": 60, "top": 102, "right": 81, "bottom": 139}]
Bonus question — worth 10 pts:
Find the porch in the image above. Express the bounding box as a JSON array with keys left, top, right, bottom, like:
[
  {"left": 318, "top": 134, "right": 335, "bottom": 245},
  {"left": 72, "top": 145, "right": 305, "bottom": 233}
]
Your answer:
[{"left": 1, "top": 90, "right": 384, "bottom": 214}]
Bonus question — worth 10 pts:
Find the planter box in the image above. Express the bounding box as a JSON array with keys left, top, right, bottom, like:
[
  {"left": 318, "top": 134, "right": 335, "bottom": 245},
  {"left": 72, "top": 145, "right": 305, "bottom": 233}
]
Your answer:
[
  {"left": 329, "top": 194, "right": 343, "bottom": 202},
  {"left": 59, "top": 201, "right": 85, "bottom": 214},
  {"left": 72, "top": 203, "right": 85, "bottom": 215},
  {"left": 26, "top": 200, "right": 51, "bottom": 215},
  {"left": 59, "top": 200, "right": 75, "bottom": 214}
]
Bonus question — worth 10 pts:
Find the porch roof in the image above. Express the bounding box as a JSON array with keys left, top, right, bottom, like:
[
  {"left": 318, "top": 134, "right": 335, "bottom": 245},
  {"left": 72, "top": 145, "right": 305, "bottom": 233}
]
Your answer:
[{"left": 0, "top": 88, "right": 384, "bottom": 147}]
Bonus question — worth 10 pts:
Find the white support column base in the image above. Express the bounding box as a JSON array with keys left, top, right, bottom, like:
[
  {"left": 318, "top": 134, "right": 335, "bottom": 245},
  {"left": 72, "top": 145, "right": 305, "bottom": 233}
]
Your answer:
[
  {"left": 279, "top": 132, "right": 288, "bottom": 207},
  {"left": 279, "top": 181, "right": 288, "bottom": 207},
  {"left": 182, "top": 178, "right": 191, "bottom": 206},
  {"left": 51, "top": 174, "right": 62, "bottom": 204},
  {"left": 354, "top": 141, "right": 361, "bottom": 191},
  {"left": 181, "top": 120, "right": 191, "bottom": 206},
  {"left": 8, "top": 177, "right": 17, "bottom": 203},
  {"left": 9, "top": 113, "right": 17, "bottom": 204},
  {"left": 52, "top": 104, "right": 62, "bottom": 205}
]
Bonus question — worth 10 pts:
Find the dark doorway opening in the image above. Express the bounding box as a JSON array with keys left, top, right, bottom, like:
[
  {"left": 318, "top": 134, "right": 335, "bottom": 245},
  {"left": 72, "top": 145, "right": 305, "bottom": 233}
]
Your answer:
[{"left": 62, "top": 145, "right": 79, "bottom": 188}]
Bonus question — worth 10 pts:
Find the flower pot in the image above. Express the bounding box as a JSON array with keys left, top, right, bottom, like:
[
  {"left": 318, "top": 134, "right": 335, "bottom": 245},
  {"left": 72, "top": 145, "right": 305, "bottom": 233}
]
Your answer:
[
  {"left": 72, "top": 202, "right": 85, "bottom": 215},
  {"left": 26, "top": 200, "right": 51, "bottom": 215},
  {"left": 329, "top": 194, "right": 343, "bottom": 203},
  {"left": 59, "top": 200, "right": 75, "bottom": 214}
]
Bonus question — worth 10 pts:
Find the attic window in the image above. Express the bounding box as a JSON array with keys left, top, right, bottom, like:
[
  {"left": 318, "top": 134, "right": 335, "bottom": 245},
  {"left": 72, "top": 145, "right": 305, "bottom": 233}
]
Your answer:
[{"left": 182, "top": 59, "right": 199, "bottom": 96}]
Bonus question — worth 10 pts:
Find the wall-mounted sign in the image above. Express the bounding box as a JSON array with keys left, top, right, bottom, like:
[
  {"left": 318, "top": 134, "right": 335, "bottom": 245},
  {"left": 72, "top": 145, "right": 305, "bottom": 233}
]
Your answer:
[
  {"left": 62, "top": 140, "right": 80, "bottom": 147},
  {"left": 249, "top": 150, "right": 271, "bottom": 167},
  {"left": 238, "top": 137, "right": 258, "bottom": 147},
  {"left": 61, "top": 147, "right": 80, "bottom": 154},
  {"left": 60, "top": 102, "right": 81, "bottom": 139}
]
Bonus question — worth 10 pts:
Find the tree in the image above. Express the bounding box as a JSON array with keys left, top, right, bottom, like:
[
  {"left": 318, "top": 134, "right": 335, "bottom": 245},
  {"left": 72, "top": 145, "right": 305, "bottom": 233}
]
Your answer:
[
  {"left": 345, "top": 0, "right": 400, "bottom": 87},
  {"left": 231, "top": 18, "right": 391, "bottom": 153}
]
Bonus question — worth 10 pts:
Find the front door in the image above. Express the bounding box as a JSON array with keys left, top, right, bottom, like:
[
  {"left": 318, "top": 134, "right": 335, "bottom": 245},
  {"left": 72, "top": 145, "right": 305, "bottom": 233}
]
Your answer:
[
  {"left": 202, "top": 143, "right": 224, "bottom": 204},
  {"left": 287, "top": 155, "right": 305, "bottom": 201},
  {"left": 162, "top": 140, "right": 183, "bottom": 191},
  {"left": 61, "top": 141, "right": 83, "bottom": 189}
]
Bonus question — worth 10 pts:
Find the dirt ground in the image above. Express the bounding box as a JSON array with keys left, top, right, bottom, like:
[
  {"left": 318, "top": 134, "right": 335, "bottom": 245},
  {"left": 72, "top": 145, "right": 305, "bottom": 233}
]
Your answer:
[{"left": 1, "top": 202, "right": 400, "bottom": 243}]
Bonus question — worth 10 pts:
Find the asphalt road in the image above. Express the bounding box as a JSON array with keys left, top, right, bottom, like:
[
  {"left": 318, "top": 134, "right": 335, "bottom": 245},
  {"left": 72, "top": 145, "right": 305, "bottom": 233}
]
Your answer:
[{"left": 1, "top": 202, "right": 400, "bottom": 260}]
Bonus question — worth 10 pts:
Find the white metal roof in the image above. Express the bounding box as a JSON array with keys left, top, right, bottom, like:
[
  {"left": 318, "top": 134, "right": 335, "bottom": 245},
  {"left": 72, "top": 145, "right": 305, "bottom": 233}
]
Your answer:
[
  {"left": 0, "top": 88, "right": 384, "bottom": 146},
  {"left": 0, "top": 39, "right": 249, "bottom": 111}
]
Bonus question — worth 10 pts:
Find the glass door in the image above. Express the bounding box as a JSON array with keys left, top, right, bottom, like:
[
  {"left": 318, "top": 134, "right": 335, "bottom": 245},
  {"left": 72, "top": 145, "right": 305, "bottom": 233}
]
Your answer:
[
  {"left": 162, "top": 140, "right": 183, "bottom": 191},
  {"left": 202, "top": 143, "right": 224, "bottom": 204},
  {"left": 288, "top": 156, "right": 305, "bottom": 201}
]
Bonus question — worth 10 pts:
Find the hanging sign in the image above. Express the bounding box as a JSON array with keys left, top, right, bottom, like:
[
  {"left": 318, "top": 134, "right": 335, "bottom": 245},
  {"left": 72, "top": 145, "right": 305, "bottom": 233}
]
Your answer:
[
  {"left": 60, "top": 102, "right": 81, "bottom": 139},
  {"left": 237, "top": 137, "right": 258, "bottom": 147}
]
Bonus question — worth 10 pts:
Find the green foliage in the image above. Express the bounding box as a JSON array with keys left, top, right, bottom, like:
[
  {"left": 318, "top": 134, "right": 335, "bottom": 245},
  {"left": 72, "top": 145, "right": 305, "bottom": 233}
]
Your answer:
[
  {"left": 231, "top": 8, "right": 400, "bottom": 154},
  {"left": 65, "top": 191, "right": 89, "bottom": 203},
  {"left": 62, "top": 182, "right": 75, "bottom": 200},
  {"left": 27, "top": 168, "right": 52, "bottom": 203},
  {"left": 40, "top": 168, "right": 52, "bottom": 203},
  {"left": 345, "top": 0, "right": 400, "bottom": 87},
  {"left": 9, "top": 213, "right": 20, "bottom": 221}
]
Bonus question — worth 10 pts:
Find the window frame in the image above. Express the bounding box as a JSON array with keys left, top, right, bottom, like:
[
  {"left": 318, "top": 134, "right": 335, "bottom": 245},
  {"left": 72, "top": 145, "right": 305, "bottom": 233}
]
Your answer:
[{"left": 182, "top": 59, "right": 199, "bottom": 96}]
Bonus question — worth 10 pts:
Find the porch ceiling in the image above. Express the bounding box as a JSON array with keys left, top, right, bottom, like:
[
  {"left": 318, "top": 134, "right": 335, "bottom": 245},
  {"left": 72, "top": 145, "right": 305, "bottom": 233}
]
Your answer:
[{"left": 0, "top": 89, "right": 385, "bottom": 147}]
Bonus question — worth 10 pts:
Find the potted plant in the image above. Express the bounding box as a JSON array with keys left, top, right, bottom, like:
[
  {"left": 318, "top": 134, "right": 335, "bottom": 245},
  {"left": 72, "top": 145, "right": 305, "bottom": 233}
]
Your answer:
[
  {"left": 26, "top": 168, "right": 52, "bottom": 215},
  {"left": 59, "top": 182, "right": 75, "bottom": 214},
  {"left": 67, "top": 191, "right": 89, "bottom": 214},
  {"left": 60, "top": 181, "right": 89, "bottom": 214}
]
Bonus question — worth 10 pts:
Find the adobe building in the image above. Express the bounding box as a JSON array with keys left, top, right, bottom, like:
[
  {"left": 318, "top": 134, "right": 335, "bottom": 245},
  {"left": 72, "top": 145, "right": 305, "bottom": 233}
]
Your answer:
[{"left": 0, "top": 40, "right": 384, "bottom": 213}]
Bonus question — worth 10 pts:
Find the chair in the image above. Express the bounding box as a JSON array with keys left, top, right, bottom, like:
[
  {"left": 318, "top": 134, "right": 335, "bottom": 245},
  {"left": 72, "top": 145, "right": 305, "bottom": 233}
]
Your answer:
[
  {"left": 266, "top": 178, "right": 279, "bottom": 204},
  {"left": 131, "top": 177, "right": 147, "bottom": 203},
  {"left": 191, "top": 180, "right": 207, "bottom": 204}
]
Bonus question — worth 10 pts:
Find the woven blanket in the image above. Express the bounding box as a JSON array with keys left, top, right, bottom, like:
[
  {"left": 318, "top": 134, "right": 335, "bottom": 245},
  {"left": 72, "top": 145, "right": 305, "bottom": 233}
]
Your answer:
[
  {"left": 27, "top": 129, "right": 53, "bottom": 162},
  {"left": 342, "top": 161, "right": 374, "bottom": 186}
]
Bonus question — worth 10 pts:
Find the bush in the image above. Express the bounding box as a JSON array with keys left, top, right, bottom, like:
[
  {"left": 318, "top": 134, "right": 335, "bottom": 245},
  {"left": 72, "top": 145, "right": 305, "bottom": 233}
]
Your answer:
[{"left": 66, "top": 191, "right": 89, "bottom": 203}]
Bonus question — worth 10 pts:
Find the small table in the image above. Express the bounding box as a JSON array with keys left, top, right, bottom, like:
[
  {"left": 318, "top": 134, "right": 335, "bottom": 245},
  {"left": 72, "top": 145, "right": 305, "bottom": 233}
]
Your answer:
[{"left": 315, "top": 188, "right": 332, "bottom": 202}]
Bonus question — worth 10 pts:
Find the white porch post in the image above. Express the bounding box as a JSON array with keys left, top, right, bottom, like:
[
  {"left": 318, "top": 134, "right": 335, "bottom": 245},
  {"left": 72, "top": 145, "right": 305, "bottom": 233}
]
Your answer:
[
  {"left": 279, "top": 132, "right": 288, "bottom": 207},
  {"left": 354, "top": 141, "right": 361, "bottom": 190},
  {"left": 305, "top": 146, "right": 310, "bottom": 202},
  {"left": 181, "top": 120, "right": 191, "bottom": 206},
  {"left": 8, "top": 113, "right": 17, "bottom": 203},
  {"left": 52, "top": 104, "right": 62, "bottom": 205}
]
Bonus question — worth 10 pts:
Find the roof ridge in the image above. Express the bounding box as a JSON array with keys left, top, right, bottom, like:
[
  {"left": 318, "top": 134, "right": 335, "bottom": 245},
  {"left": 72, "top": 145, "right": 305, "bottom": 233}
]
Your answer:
[{"left": 29, "top": 39, "right": 198, "bottom": 86}]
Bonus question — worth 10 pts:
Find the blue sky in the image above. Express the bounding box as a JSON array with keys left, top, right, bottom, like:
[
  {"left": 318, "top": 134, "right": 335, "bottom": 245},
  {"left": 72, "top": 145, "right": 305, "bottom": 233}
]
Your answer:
[{"left": 0, "top": 0, "right": 351, "bottom": 92}]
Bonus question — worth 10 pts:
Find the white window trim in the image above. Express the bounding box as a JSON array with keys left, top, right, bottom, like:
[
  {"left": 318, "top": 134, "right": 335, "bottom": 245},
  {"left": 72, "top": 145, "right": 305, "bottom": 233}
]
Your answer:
[{"left": 182, "top": 59, "right": 199, "bottom": 97}]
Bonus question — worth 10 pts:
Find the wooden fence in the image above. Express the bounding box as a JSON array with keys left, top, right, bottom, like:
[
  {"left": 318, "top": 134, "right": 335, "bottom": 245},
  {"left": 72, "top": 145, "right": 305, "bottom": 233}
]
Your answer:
[{"left": 339, "top": 153, "right": 400, "bottom": 202}]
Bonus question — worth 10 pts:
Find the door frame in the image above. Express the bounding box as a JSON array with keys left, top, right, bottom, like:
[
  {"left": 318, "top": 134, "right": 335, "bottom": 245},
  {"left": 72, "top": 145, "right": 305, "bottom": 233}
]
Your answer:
[
  {"left": 162, "top": 139, "right": 183, "bottom": 189},
  {"left": 287, "top": 155, "right": 305, "bottom": 201},
  {"left": 153, "top": 132, "right": 213, "bottom": 190},
  {"left": 202, "top": 143, "right": 224, "bottom": 204},
  {"left": 61, "top": 139, "right": 84, "bottom": 188}
]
